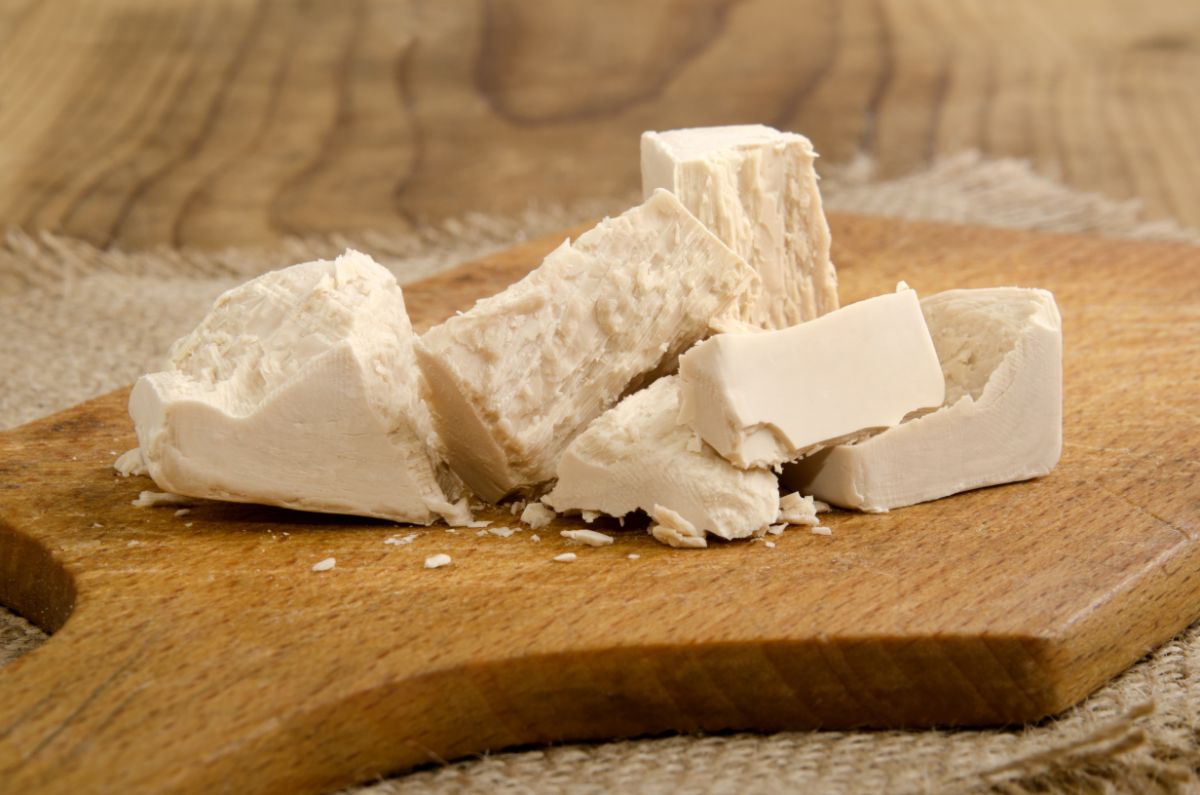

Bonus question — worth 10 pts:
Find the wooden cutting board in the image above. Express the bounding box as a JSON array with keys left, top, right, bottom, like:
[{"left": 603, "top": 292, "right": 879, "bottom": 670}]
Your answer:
[{"left": 1, "top": 214, "right": 1198, "bottom": 795}]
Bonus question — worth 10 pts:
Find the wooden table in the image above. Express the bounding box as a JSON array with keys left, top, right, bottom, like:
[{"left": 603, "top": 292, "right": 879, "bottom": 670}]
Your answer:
[{"left": 0, "top": 0, "right": 1197, "bottom": 249}]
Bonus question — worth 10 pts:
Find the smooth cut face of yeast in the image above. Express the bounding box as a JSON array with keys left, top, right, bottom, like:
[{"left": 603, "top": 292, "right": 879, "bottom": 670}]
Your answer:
[
  {"left": 416, "top": 190, "right": 759, "bottom": 502},
  {"left": 678, "top": 287, "right": 946, "bottom": 470},
  {"left": 782, "top": 287, "right": 1063, "bottom": 512},
  {"left": 129, "top": 250, "right": 465, "bottom": 525}
]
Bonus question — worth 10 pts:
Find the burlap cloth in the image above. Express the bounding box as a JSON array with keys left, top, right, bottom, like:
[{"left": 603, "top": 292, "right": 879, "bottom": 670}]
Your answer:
[{"left": 3, "top": 153, "right": 1198, "bottom": 793}]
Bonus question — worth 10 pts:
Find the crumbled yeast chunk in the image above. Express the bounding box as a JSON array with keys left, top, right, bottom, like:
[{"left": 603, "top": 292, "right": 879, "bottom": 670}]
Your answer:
[
  {"left": 114, "top": 447, "right": 147, "bottom": 477},
  {"left": 648, "top": 505, "right": 708, "bottom": 549},
  {"left": 424, "top": 554, "right": 452, "bottom": 569},
  {"left": 131, "top": 490, "right": 192, "bottom": 508},
  {"left": 561, "top": 529, "right": 614, "bottom": 547},
  {"left": 641, "top": 124, "right": 838, "bottom": 328},
  {"left": 437, "top": 498, "right": 475, "bottom": 528},
  {"left": 312, "top": 557, "right": 336, "bottom": 572},
  {"left": 545, "top": 377, "right": 778, "bottom": 542},
  {"left": 553, "top": 552, "right": 577, "bottom": 563},
  {"left": 778, "top": 492, "right": 820, "bottom": 526},
  {"left": 520, "top": 502, "right": 556, "bottom": 530},
  {"left": 417, "top": 190, "right": 759, "bottom": 501},
  {"left": 129, "top": 250, "right": 466, "bottom": 525}
]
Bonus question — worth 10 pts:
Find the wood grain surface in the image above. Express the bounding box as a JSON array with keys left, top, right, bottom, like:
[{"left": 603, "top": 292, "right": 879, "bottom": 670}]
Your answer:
[
  {"left": 0, "top": 214, "right": 1198, "bottom": 794},
  {"left": 0, "top": 1, "right": 1198, "bottom": 249}
]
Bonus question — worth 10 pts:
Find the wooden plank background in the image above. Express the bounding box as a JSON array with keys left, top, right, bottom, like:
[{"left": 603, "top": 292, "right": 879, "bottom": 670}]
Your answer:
[{"left": 0, "top": 0, "right": 1198, "bottom": 250}]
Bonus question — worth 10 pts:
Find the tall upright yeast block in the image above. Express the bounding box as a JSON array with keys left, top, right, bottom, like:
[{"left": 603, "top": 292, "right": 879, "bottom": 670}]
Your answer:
[{"left": 642, "top": 124, "right": 839, "bottom": 329}]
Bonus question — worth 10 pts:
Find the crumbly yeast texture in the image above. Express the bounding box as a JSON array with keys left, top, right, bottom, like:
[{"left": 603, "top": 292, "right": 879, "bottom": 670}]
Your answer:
[
  {"left": 778, "top": 492, "right": 821, "bottom": 525},
  {"left": 641, "top": 124, "right": 839, "bottom": 329},
  {"left": 678, "top": 288, "right": 945, "bottom": 469},
  {"left": 113, "top": 447, "right": 147, "bottom": 477},
  {"left": 544, "top": 376, "right": 779, "bottom": 541},
  {"left": 648, "top": 504, "right": 708, "bottom": 549},
  {"left": 520, "top": 502, "right": 555, "bottom": 530},
  {"left": 783, "top": 288, "right": 1063, "bottom": 512},
  {"left": 129, "top": 250, "right": 465, "bottom": 525},
  {"left": 560, "top": 529, "right": 614, "bottom": 547},
  {"left": 417, "top": 190, "right": 759, "bottom": 501}
]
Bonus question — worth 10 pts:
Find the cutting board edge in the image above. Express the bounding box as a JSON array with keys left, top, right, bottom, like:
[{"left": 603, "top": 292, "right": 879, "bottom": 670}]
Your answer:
[
  {"left": 0, "top": 520, "right": 76, "bottom": 635},
  {"left": 1033, "top": 528, "right": 1200, "bottom": 717}
]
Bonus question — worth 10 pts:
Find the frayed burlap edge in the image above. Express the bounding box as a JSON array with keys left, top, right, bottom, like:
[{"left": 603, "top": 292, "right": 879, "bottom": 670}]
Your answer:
[
  {"left": 2, "top": 153, "right": 1198, "bottom": 794},
  {"left": 3, "top": 150, "right": 1195, "bottom": 296},
  {"left": 822, "top": 151, "right": 1200, "bottom": 245},
  {"left": 0, "top": 196, "right": 630, "bottom": 296}
]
